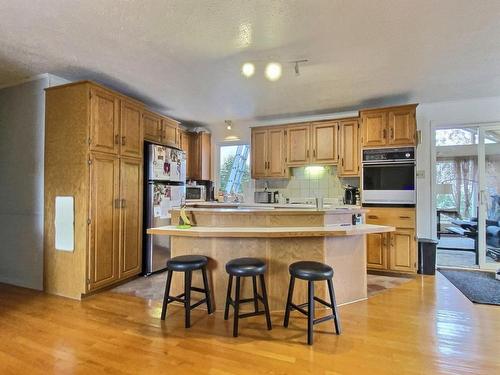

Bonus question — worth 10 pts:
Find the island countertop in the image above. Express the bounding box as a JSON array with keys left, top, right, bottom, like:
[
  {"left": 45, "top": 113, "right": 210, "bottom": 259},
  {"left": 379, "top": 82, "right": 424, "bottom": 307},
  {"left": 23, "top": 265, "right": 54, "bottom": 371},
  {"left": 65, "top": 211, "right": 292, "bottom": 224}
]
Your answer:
[
  {"left": 172, "top": 206, "right": 367, "bottom": 215},
  {"left": 147, "top": 223, "right": 394, "bottom": 238}
]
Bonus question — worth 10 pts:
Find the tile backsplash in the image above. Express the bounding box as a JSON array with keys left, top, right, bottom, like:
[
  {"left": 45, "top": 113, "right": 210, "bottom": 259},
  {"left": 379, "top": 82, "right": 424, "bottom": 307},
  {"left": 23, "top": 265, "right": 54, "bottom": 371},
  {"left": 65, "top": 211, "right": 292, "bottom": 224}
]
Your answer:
[{"left": 251, "top": 166, "right": 359, "bottom": 200}]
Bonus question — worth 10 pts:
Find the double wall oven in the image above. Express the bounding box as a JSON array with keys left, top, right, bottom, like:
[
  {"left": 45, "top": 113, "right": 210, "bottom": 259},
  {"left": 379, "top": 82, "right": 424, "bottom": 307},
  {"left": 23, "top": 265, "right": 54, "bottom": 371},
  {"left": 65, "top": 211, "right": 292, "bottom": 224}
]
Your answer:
[{"left": 362, "top": 147, "right": 416, "bottom": 206}]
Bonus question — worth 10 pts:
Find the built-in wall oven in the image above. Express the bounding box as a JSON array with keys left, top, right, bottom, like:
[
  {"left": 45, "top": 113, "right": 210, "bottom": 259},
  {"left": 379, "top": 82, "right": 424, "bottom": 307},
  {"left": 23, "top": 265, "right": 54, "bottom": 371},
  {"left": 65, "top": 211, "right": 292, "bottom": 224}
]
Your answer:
[{"left": 362, "top": 147, "right": 416, "bottom": 206}]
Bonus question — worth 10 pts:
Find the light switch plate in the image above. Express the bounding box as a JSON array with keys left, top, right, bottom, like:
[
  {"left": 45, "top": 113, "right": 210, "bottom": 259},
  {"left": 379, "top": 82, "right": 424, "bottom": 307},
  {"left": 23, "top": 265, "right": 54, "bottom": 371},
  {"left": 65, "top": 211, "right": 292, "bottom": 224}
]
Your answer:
[{"left": 416, "top": 170, "right": 425, "bottom": 178}]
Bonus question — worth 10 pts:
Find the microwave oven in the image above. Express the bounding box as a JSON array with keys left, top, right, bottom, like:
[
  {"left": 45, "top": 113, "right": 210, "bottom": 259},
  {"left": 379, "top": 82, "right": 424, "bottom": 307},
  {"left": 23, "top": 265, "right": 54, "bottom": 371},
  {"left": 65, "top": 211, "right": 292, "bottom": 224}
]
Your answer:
[{"left": 186, "top": 186, "right": 207, "bottom": 202}]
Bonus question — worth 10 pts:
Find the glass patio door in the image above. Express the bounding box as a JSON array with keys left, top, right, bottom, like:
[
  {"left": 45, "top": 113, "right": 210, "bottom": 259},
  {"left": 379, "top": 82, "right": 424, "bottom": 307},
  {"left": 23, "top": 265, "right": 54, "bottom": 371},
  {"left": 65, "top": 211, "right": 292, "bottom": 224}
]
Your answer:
[{"left": 478, "top": 125, "right": 500, "bottom": 270}]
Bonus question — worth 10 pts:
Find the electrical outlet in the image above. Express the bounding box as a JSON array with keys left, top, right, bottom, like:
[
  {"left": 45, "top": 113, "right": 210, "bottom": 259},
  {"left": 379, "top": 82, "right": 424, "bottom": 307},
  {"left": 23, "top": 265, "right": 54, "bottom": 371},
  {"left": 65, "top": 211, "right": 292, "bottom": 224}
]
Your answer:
[{"left": 416, "top": 170, "right": 425, "bottom": 178}]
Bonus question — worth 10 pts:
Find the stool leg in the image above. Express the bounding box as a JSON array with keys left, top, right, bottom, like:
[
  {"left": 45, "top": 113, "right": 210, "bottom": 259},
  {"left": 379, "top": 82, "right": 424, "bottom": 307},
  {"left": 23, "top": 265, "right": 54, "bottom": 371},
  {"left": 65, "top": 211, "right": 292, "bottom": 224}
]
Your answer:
[
  {"left": 233, "top": 276, "right": 241, "bottom": 337},
  {"left": 283, "top": 276, "right": 295, "bottom": 328},
  {"left": 224, "top": 275, "right": 233, "bottom": 320},
  {"left": 307, "top": 280, "right": 314, "bottom": 345},
  {"left": 184, "top": 271, "right": 192, "bottom": 328},
  {"left": 252, "top": 276, "right": 259, "bottom": 313},
  {"left": 201, "top": 266, "right": 213, "bottom": 314},
  {"left": 161, "top": 269, "right": 173, "bottom": 320},
  {"left": 327, "top": 278, "right": 341, "bottom": 335},
  {"left": 259, "top": 274, "right": 272, "bottom": 330}
]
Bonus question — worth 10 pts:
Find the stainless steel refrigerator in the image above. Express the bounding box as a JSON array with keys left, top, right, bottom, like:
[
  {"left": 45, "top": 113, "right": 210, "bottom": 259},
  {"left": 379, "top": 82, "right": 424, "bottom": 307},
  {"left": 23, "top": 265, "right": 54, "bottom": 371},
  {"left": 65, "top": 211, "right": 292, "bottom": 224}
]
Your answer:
[{"left": 144, "top": 143, "right": 186, "bottom": 275}]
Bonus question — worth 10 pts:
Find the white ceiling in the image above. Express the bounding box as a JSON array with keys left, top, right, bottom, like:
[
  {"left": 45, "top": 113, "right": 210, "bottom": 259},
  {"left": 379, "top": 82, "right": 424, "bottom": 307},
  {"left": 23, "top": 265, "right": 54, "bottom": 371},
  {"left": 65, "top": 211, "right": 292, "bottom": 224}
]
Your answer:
[{"left": 2, "top": 0, "right": 500, "bottom": 130}]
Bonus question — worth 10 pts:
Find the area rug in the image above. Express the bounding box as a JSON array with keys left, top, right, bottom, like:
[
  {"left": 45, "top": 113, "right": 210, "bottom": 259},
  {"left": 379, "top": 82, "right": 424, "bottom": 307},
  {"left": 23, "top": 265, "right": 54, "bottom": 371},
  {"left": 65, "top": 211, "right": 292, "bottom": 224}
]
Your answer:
[{"left": 438, "top": 269, "right": 500, "bottom": 306}]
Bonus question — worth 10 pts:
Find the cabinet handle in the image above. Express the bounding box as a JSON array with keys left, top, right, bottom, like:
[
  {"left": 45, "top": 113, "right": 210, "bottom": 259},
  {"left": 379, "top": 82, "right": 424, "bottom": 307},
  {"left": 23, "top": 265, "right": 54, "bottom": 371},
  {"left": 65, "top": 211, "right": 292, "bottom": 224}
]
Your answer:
[
  {"left": 391, "top": 235, "right": 395, "bottom": 247},
  {"left": 121, "top": 199, "right": 126, "bottom": 208},
  {"left": 390, "top": 127, "right": 394, "bottom": 139},
  {"left": 307, "top": 150, "right": 309, "bottom": 158},
  {"left": 115, "top": 134, "right": 120, "bottom": 144},
  {"left": 341, "top": 158, "right": 344, "bottom": 166},
  {"left": 121, "top": 136, "right": 126, "bottom": 145},
  {"left": 399, "top": 216, "right": 411, "bottom": 219},
  {"left": 368, "top": 215, "right": 378, "bottom": 219},
  {"left": 313, "top": 149, "right": 316, "bottom": 157},
  {"left": 114, "top": 199, "right": 121, "bottom": 208},
  {"left": 382, "top": 236, "right": 386, "bottom": 247},
  {"left": 382, "top": 129, "right": 387, "bottom": 139}
]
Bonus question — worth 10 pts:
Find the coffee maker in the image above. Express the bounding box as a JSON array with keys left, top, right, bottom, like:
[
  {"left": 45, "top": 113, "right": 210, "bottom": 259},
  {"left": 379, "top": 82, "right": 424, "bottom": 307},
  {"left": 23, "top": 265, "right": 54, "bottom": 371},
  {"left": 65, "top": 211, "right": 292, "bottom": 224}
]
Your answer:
[{"left": 343, "top": 185, "right": 359, "bottom": 205}]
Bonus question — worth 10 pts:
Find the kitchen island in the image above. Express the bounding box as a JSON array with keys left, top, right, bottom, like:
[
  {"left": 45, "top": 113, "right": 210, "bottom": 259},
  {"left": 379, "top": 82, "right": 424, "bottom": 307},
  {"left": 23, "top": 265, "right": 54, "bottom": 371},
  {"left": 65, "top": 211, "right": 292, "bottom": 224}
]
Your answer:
[{"left": 147, "top": 207, "right": 394, "bottom": 311}]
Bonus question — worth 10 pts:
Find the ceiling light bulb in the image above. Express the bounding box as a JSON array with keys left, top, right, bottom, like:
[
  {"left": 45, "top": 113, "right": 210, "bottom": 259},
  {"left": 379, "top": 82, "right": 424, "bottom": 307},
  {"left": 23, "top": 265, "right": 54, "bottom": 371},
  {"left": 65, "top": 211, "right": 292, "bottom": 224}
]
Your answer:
[
  {"left": 241, "top": 62, "right": 255, "bottom": 77},
  {"left": 226, "top": 124, "right": 232, "bottom": 130},
  {"left": 265, "top": 62, "right": 282, "bottom": 81},
  {"left": 225, "top": 120, "right": 233, "bottom": 130}
]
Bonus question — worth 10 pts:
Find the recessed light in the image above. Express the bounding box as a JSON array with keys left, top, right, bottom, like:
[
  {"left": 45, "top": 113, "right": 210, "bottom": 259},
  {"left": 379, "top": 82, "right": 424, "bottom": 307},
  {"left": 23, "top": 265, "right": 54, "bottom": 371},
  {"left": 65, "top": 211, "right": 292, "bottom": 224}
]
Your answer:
[
  {"left": 265, "top": 62, "right": 282, "bottom": 81},
  {"left": 241, "top": 62, "right": 255, "bottom": 78}
]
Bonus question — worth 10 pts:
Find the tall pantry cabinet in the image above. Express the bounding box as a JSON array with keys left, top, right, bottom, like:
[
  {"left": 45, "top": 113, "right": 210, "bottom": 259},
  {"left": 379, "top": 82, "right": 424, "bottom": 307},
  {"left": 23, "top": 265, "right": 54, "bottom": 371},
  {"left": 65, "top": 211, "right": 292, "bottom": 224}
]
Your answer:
[{"left": 44, "top": 81, "right": 143, "bottom": 299}]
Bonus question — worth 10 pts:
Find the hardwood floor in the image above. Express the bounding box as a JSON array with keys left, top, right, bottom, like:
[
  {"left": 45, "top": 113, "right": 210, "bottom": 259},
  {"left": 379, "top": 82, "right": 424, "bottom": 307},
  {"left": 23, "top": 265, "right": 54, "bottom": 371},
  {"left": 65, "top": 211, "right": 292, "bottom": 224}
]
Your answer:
[{"left": 0, "top": 273, "right": 498, "bottom": 374}]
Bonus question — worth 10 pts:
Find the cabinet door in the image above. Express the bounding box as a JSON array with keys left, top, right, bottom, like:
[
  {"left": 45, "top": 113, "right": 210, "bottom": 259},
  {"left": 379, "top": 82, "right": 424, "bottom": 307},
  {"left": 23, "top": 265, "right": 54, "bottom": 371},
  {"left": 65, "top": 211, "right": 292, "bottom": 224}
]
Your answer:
[
  {"left": 268, "top": 128, "right": 286, "bottom": 177},
  {"left": 180, "top": 131, "right": 191, "bottom": 177},
  {"left": 311, "top": 121, "right": 338, "bottom": 164},
  {"left": 89, "top": 88, "right": 119, "bottom": 155},
  {"left": 161, "top": 120, "right": 179, "bottom": 146},
  {"left": 367, "top": 233, "right": 387, "bottom": 269},
  {"left": 338, "top": 119, "right": 360, "bottom": 176},
  {"left": 120, "top": 100, "right": 143, "bottom": 158},
  {"left": 88, "top": 153, "right": 120, "bottom": 291},
  {"left": 119, "top": 158, "right": 143, "bottom": 279},
  {"left": 251, "top": 129, "right": 268, "bottom": 178},
  {"left": 388, "top": 109, "right": 416, "bottom": 146},
  {"left": 286, "top": 124, "right": 310, "bottom": 166},
  {"left": 143, "top": 111, "right": 162, "bottom": 143},
  {"left": 361, "top": 111, "right": 387, "bottom": 147},
  {"left": 389, "top": 229, "right": 416, "bottom": 272},
  {"left": 199, "top": 132, "right": 212, "bottom": 180}
]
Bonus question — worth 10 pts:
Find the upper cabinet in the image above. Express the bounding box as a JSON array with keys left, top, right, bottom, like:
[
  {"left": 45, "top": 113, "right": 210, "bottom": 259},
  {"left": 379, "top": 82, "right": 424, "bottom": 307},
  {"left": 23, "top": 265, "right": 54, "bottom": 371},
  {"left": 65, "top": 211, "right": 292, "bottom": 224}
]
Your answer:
[
  {"left": 251, "top": 127, "right": 287, "bottom": 179},
  {"left": 338, "top": 119, "right": 360, "bottom": 177},
  {"left": 143, "top": 111, "right": 162, "bottom": 144},
  {"left": 311, "top": 121, "right": 338, "bottom": 164},
  {"left": 286, "top": 124, "right": 310, "bottom": 166},
  {"left": 189, "top": 132, "right": 211, "bottom": 180},
  {"left": 360, "top": 104, "right": 417, "bottom": 148},
  {"left": 89, "top": 87, "right": 120, "bottom": 155},
  {"left": 161, "top": 118, "right": 180, "bottom": 147},
  {"left": 120, "top": 99, "right": 143, "bottom": 158}
]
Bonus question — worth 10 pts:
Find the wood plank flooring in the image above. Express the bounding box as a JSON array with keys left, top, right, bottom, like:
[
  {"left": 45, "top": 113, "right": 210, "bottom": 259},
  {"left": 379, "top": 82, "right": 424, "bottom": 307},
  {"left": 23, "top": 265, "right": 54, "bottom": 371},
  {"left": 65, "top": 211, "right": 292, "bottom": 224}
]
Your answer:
[{"left": 0, "top": 273, "right": 499, "bottom": 374}]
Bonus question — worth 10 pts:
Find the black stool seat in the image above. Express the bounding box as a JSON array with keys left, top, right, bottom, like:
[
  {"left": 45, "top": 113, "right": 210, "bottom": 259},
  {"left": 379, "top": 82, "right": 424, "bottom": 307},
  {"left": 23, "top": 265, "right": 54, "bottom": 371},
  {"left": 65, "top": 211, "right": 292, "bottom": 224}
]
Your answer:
[
  {"left": 289, "top": 261, "right": 333, "bottom": 281},
  {"left": 167, "top": 255, "right": 208, "bottom": 271},
  {"left": 226, "top": 257, "right": 266, "bottom": 276}
]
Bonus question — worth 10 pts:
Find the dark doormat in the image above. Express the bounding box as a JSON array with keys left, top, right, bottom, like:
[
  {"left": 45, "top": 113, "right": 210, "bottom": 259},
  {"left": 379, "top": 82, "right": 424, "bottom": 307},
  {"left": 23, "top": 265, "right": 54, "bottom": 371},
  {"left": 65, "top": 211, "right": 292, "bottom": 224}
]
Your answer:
[{"left": 438, "top": 269, "right": 500, "bottom": 306}]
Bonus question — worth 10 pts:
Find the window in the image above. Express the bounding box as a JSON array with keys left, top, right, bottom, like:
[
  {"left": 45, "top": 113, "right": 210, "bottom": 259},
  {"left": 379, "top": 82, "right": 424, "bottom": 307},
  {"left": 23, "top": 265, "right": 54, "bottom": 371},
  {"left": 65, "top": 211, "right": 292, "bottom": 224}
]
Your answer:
[{"left": 219, "top": 144, "right": 250, "bottom": 193}]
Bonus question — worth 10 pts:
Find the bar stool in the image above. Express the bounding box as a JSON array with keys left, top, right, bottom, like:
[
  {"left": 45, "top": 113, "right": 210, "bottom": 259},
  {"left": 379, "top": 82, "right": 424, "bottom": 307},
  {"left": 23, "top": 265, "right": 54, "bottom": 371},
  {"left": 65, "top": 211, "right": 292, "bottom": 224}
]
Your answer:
[
  {"left": 161, "top": 255, "right": 213, "bottom": 328},
  {"left": 224, "top": 257, "right": 272, "bottom": 337},
  {"left": 283, "top": 261, "right": 341, "bottom": 345}
]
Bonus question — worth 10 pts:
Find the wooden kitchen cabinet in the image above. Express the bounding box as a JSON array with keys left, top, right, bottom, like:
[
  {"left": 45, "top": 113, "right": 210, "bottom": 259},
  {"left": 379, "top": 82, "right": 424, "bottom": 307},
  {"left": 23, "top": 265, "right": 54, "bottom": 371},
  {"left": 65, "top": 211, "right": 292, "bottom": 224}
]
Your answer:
[
  {"left": 89, "top": 87, "right": 120, "bottom": 155},
  {"left": 143, "top": 111, "right": 162, "bottom": 143},
  {"left": 119, "top": 157, "right": 143, "bottom": 279},
  {"left": 189, "top": 131, "right": 211, "bottom": 180},
  {"left": 389, "top": 229, "right": 416, "bottom": 272},
  {"left": 365, "top": 207, "right": 417, "bottom": 274},
  {"left": 366, "top": 232, "right": 387, "bottom": 269},
  {"left": 179, "top": 130, "right": 192, "bottom": 176},
  {"left": 88, "top": 152, "right": 120, "bottom": 291},
  {"left": 338, "top": 119, "right": 360, "bottom": 176},
  {"left": 311, "top": 121, "right": 338, "bottom": 164},
  {"left": 250, "top": 127, "right": 287, "bottom": 179},
  {"left": 161, "top": 118, "right": 180, "bottom": 147},
  {"left": 286, "top": 124, "right": 310, "bottom": 166},
  {"left": 361, "top": 104, "right": 417, "bottom": 148},
  {"left": 388, "top": 108, "right": 416, "bottom": 146},
  {"left": 251, "top": 128, "right": 268, "bottom": 178},
  {"left": 44, "top": 81, "right": 144, "bottom": 300},
  {"left": 120, "top": 99, "right": 143, "bottom": 158}
]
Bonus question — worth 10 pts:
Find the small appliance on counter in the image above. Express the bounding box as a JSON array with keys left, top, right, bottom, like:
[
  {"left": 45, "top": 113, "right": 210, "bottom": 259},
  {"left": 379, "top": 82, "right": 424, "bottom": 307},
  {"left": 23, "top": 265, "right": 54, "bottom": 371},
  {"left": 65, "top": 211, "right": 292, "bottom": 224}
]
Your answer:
[
  {"left": 343, "top": 185, "right": 359, "bottom": 205},
  {"left": 186, "top": 180, "right": 214, "bottom": 202},
  {"left": 254, "top": 190, "right": 273, "bottom": 204}
]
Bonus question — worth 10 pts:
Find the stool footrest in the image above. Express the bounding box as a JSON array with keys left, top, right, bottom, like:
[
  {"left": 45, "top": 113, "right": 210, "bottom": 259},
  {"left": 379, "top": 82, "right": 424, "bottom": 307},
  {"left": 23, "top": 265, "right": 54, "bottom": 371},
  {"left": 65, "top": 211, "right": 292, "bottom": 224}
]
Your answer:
[
  {"left": 289, "top": 303, "right": 308, "bottom": 316},
  {"left": 238, "top": 311, "right": 265, "bottom": 319},
  {"left": 314, "top": 296, "right": 332, "bottom": 308},
  {"left": 313, "top": 314, "right": 335, "bottom": 325},
  {"left": 190, "top": 298, "right": 208, "bottom": 310}
]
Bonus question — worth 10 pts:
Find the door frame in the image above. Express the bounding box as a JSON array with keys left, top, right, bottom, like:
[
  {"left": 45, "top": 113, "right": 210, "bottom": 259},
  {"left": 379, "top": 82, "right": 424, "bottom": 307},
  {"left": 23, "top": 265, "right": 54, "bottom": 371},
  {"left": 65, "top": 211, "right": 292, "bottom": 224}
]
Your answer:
[{"left": 431, "top": 120, "right": 500, "bottom": 270}]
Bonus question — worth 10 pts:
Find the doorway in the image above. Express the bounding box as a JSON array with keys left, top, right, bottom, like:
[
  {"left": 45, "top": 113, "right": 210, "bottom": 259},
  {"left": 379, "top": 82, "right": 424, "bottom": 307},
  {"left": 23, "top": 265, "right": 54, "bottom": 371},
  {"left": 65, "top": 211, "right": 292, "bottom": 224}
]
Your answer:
[{"left": 432, "top": 124, "right": 500, "bottom": 270}]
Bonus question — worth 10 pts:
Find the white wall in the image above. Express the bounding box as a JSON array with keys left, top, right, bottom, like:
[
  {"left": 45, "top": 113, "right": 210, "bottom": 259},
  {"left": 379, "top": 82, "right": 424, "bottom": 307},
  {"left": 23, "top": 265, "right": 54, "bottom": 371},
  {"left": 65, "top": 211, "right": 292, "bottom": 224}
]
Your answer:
[
  {"left": 0, "top": 74, "right": 69, "bottom": 290},
  {"left": 417, "top": 96, "right": 500, "bottom": 238},
  {"left": 0, "top": 77, "right": 49, "bottom": 289}
]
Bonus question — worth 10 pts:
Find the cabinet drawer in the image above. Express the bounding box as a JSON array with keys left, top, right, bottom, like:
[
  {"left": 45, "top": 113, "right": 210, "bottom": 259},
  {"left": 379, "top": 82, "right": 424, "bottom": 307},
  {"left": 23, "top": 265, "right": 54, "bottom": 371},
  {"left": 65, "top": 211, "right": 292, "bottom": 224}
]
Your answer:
[{"left": 365, "top": 207, "right": 415, "bottom": 228}]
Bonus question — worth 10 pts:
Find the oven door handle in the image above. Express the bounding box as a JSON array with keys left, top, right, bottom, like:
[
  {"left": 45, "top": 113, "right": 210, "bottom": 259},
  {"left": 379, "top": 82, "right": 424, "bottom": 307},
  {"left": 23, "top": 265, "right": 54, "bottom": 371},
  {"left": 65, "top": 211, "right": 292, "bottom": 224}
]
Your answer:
[{"left": 362, "top": 161, "right": 416, "bottom": 166}]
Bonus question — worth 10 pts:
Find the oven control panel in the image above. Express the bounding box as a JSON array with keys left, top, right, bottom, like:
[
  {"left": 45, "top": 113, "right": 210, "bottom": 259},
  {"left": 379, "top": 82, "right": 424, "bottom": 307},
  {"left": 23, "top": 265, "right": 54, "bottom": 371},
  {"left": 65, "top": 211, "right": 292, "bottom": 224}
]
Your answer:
[{"left": 362, "top": 147, "right": 415, "bottom": 162}]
